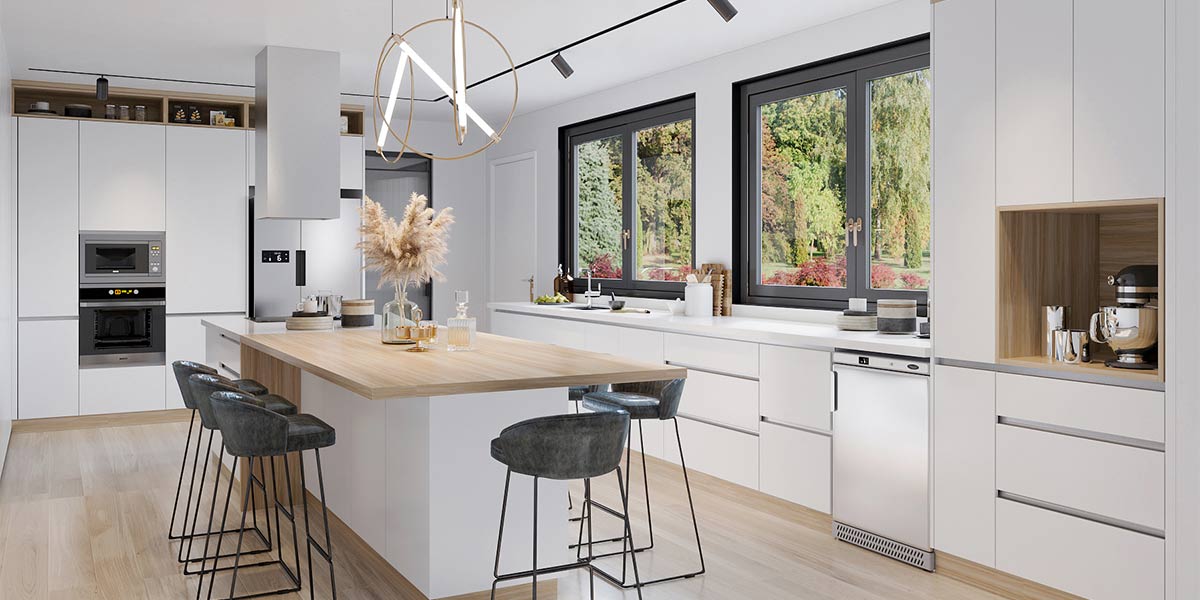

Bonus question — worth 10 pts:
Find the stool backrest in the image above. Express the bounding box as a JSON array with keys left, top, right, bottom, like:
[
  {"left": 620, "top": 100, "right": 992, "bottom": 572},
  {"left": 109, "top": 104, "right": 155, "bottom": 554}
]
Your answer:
[
  {"left": 209, "top": 390, "right": 290, "bottom": 458},
  {"left": 496, "top": 411, "right": 630, "bottom": 480},
  {"left": 187, "top": 373, "right": 243, "bottom": 429},
  {"left": 172, "top": 360, "right": 218, "bottom": 410},
  {"left": 611, "top": 378, "right": 686, "bottom": 419}
]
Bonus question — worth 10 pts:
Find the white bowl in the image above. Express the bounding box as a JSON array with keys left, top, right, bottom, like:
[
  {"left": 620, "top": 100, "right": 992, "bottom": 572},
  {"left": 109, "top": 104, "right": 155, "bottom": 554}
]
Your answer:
[{"left": 666, "top": 299, "right": 686, "bottom": 316}]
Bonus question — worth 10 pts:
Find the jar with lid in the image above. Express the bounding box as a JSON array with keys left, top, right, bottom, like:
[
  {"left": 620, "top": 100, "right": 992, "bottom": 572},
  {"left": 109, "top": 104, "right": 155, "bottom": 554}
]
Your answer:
[
  {"left": 447, "top": 290, "right": 476, "bottom": 351},
  {"left": 134, "top": 105, "right": 146, "bottom": 121},
  {"left": 118, "top": 105, "right": 130, "bottom": 120},
  {"left": 104, "top": 104, "right": 116, "bottom": 119}
]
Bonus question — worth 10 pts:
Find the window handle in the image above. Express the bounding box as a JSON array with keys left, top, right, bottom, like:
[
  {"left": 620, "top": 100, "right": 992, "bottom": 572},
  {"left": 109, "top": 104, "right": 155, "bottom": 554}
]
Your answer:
[
  {"left": 847, "top": 218, "right": 862, "bottom": 247},
  {"left": 622, "top": 229, "right": 631, "bottom": 250}
]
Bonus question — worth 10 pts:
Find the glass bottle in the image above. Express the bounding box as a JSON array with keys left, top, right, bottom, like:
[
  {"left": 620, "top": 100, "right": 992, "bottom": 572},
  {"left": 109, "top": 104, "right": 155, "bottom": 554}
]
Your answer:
[
  {"left": 381, "top": 283, "right": 418, "bottom": 345},
  {"left": 447, "top": 290, "right": 476, "bottom": 351}
]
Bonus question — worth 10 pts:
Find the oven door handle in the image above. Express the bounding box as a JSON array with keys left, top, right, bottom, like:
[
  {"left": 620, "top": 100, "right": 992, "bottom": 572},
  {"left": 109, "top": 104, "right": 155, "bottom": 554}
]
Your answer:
[{"left": 79, "top": 300, "right": 167, "bottom": 308}]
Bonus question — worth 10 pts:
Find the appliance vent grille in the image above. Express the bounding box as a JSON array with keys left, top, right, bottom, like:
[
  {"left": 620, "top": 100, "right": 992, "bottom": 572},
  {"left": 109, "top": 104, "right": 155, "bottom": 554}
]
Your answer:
[{"left": 833, "top": 521, "right": 935, "bottom": 571}]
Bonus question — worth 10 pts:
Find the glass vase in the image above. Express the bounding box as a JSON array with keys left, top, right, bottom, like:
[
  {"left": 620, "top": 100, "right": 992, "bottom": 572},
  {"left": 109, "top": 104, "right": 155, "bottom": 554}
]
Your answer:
[{"left": 381, "top": 284, "right": 418, "bottom": 344}]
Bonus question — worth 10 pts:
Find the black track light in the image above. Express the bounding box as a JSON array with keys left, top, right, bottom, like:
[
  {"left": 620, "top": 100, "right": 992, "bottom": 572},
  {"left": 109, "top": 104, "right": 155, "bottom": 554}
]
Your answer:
[
  {"left": 551, "top": 53, "right": 574, "bottom": 79},
  {"left": 706, "top": 0, "right": 738, "bottom": 22},
  {"left": 96, "top": 76, "right": 109, "bottom": 101}
]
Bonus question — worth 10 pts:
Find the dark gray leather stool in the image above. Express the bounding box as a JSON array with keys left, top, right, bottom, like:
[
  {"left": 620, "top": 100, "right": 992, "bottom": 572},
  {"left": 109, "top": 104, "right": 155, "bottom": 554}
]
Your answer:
[
  {"left": 169, "top": 361, "right": 269, "bottom": 544},
  {"left": 489, "top": 411, "right": 642, "bottom": 600},
  {"left": 580, "top": 378, "right": 704, "bottom": 589},
  {"left": 178, "top": 372, "right": 297, "bottom": 578},
  {"left": 199, "top": 390, "right": 337, "bottom": 600}
]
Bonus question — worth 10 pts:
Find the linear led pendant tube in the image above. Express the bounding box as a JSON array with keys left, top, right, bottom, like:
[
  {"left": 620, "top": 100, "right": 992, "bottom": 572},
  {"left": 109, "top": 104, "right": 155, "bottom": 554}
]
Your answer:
[
  {"left": 378, "top": 49, "right": 411, "bottom": 149},
  {"left": 398, "top": 40, "right": 496, "bottom": 138},
  {"left": 452, "top": 0, "right": 468, "bottom": 139}
]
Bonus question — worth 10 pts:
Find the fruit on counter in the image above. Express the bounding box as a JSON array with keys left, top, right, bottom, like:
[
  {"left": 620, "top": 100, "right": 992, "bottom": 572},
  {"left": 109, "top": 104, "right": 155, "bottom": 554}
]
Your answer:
[{"left": 535, "top": 293, "right": 570, "bottom": 304}]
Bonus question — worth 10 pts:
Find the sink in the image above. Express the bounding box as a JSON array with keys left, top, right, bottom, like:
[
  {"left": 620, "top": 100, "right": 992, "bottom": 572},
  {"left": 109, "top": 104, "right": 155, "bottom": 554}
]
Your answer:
[{"left": 563, "top": 305, "right": 611, "bottom": 310}]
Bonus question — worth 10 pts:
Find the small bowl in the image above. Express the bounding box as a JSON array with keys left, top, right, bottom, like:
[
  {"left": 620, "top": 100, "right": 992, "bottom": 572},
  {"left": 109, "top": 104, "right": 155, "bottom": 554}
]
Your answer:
[
  {"left": 609, "top": 299, "right": 626, "bottom": 310},
  {"left": 666, "top": 299, "right": 685, "bottom": 316}
]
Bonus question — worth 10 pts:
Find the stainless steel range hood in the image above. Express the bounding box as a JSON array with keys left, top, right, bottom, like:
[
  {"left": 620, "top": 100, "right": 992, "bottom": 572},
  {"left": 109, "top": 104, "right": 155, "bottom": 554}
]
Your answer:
[{"left": 254, "top": 46, "right": 340, "bottom": 220}]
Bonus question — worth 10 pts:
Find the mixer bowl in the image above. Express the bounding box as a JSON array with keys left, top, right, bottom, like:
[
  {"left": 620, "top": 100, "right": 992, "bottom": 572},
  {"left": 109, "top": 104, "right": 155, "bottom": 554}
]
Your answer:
[{"left": 1090, "top": 306, "right": 1157, "bottom": 363}]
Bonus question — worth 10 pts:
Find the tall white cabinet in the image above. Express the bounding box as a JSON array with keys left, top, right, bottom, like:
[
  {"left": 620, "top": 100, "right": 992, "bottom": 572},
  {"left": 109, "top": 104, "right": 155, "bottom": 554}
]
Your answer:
[
  {"left": 165, "top": 127, "right": 247, "bottom": 314},
  {"left": 79, "top": 121, "right": 166, "bottom": 231},
  {"left": 17, "top": 117, "right": 79, "bottom": 319},
  {"left": 932, "top": 365, "right": 995, "bottom": 567},
  {"left": 931, "top": 0, "right": 996, "bottom": 364},
  {"left": 17, "top": 320, "right": 78, "bottom": 419}
]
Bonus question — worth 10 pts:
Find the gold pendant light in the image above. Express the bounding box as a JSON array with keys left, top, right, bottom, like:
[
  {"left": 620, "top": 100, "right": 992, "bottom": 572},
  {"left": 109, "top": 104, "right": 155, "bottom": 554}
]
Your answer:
[{"left": 373, "top": 0, "right": 518, "bottom": 162}]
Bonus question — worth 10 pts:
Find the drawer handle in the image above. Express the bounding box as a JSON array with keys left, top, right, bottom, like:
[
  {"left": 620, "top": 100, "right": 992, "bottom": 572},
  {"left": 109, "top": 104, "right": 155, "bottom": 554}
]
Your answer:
[
  {"left": 997, "top": 491, "right": 1164, "bottom": 539},
  {"left": 997, "top": 416, "right": 1164, "bottom": 452},
  {"left": 676, "top": 412, "right": 759, "bottom": 437},
  {"left": 219, "top": 362, "right": 241, "bottom": 379}
]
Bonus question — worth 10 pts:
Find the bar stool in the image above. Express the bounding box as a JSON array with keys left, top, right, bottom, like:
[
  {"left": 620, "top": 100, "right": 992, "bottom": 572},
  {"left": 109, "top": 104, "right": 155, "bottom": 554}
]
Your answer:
[
  {"left": 566, "top": 385, "right": 606, "bottom": 513},
  {"left": 580, "top": 378, "right": 704, "bottom": 589},
  {"left": 169, "top": 360, "right": 268, "bottom": 543},
  {"left": 489, "top": 411, "right": 642, "bottom": 600},
  {"left": 202, "top": 389, "right": 338, "bottom": 600},
  {"left": 179, "top": 373, "right": 298, "bottom": 575}
]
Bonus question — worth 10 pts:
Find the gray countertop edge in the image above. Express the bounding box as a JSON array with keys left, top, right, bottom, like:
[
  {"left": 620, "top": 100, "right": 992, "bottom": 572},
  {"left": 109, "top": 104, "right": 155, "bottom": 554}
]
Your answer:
[{"left": 935, "top": 357, "right": 1166, "bottom": 392}]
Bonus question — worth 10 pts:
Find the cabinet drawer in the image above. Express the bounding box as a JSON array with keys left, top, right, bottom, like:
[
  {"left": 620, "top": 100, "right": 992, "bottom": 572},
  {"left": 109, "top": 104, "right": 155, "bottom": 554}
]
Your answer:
[
  {"left": 206, "top": 328, "right": 242, "bottom": 378},
  {"left": 676, "top": 370, "right": 759, "bottom": 432},
  {"left": 760, "top": 345, "right": 831, "bottom": 431},
  {"left": 759, "top": 422, "right": 830, "bottom": 513},
  {"left": 664, "top": 333, "right": 757, "bottom": 378},
  {"left": 664, "top": 416, "right": 758, "bottom": 490},
  {"left": 997, "top": 373, "right": 1163, "bottom": 443},
  {"left": 997, "top": 424, "right": 1163, "bottom": 530},
  {"left": 996, "top": 498, "right": 1164, "bottom": 600},
  {"left": 80, "top": 365, "right": 166, "bottom": 415}
]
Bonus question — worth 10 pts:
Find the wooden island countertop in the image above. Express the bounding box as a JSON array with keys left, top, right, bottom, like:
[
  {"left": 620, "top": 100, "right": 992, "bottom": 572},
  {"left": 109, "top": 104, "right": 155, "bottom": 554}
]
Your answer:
[{"left": 237, "top": 327, "right": 687, "bottom": 400}]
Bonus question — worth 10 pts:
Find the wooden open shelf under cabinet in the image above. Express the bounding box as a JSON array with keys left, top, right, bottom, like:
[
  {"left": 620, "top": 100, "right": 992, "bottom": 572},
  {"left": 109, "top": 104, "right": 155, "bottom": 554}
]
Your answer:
[{"left": 996, "top": 198, "right": 1164, "bottom": 384}]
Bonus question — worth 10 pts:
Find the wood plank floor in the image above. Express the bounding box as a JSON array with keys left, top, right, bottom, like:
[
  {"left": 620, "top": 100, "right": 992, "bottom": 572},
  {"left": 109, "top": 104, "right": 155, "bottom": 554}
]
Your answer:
[{"left": 0, "top": 419, "right": 1034, "bottom": 600}]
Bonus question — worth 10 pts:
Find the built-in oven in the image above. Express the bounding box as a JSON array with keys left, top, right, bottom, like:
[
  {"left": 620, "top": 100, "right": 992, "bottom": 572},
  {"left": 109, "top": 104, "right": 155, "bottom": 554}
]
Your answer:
[
  {"left": 79, "top": 286, "right": 166, "bottom": 367},
  {"left": 79, "top": 231, "right": 165, "bottom": 285}
]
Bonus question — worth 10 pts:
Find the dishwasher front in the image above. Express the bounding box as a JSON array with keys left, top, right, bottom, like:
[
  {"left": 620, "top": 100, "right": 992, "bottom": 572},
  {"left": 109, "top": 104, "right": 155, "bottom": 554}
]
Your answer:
[{"left": 831, "top": 351, "right": 934, "bottom": 571}]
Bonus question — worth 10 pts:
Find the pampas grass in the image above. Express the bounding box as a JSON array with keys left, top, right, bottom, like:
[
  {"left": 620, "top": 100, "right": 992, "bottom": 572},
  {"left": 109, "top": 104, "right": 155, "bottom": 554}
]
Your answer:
[{"left": 359, "top": 193, "right": 454, "bottom": 290}]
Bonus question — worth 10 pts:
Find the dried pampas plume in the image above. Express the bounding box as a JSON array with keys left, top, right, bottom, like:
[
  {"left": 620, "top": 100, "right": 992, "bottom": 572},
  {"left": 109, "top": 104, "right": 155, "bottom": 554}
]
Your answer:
[{"left": 358, "top": 193, "right": 454, "bottom": 289}]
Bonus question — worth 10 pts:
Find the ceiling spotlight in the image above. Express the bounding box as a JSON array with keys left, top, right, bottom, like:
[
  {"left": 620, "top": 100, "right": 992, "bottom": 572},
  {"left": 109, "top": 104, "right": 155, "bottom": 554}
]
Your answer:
[
  {"left": 706, "top": 0, "right": 738, "bottom": 22},
  {"left": 96, "top": 75, "right": 109, "bottom": 101},
  {"left": 551, "top": 53, "right": 574, "bottom": 79}
]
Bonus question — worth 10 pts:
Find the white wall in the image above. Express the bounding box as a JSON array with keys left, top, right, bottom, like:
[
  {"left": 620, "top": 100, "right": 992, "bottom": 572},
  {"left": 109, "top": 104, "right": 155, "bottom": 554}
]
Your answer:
[
  {"left": 375, "top": 120, "right": 489, "bottom": 330},
  {"left": 0, "top": 5, "right": 14, "bottom": 473},
  {"left": 486, "top": 0, "right": 929, "bottom": 297}
]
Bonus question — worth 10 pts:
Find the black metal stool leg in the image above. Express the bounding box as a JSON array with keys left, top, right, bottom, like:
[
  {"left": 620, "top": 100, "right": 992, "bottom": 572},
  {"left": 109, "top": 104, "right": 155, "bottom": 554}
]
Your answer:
[
  {"left": 490, "top": 469, "right": 511, "bottom": 600},
  {"left": 180, "top": 428, "right": 215, "bottom": 563},
  {"left": 169, "top": 410, "right": 199, "bottom": 540},
  {"left": 532, "top": 475, "right": 539, "bottom": 600},
  {"left": 184, "top": 453, "right": 273, "bottom": 576},
  {"left": 585, "top": 478, "right": 595, "bottom": 600},
  {"left": 224, "top": 465, "right": 255, "bottom": 600},
  {"left": 195, "top": 450, "right": 236, "bottom": 600},
  {"left": 567, "top": 420, "right": 656, "bottom": 553},
  {"left": 298, "top": 448, "right": 336, "bottom": 600}
]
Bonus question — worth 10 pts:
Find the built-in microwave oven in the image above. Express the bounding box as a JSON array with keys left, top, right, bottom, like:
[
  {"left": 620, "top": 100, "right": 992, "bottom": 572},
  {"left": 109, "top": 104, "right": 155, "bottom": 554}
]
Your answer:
[{"left": 79, "top": 231, "right": 165, "bottom": 285}]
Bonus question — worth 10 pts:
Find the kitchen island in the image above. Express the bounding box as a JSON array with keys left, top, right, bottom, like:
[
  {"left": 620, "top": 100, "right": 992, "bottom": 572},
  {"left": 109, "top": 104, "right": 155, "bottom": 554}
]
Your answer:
[{"left": 202, "top": 318, "right": 685, "bottom": 599}]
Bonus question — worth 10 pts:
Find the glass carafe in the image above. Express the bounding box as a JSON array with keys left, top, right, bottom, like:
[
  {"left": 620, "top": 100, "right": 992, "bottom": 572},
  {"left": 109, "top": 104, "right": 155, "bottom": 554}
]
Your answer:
[{"left": 447, "top": 290, "right": 476, "bottom": 351}]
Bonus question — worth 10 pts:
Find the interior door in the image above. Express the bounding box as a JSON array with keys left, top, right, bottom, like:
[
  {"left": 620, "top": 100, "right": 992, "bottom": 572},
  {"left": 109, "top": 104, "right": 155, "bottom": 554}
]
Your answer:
[{"left": 489, "top": 153, "right": 537, "bottom": 305}]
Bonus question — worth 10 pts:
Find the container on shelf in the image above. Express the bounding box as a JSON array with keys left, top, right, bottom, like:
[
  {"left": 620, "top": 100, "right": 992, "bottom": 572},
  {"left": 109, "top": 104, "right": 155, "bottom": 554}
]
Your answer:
[
  {"left": 447, "top": 290, "right": 476, "bottom": 351},
  {"left": 118, "top": 105, "right": 130, "bottom": 120},
  {"left": 134, "top": 105, "right": 146, "bottom": 121},
  {"left": 105, "top": 104, "right": 117, "bottom": 119},
  {"left": 684, "top": 282, "right": 713, "bottom": 317}
]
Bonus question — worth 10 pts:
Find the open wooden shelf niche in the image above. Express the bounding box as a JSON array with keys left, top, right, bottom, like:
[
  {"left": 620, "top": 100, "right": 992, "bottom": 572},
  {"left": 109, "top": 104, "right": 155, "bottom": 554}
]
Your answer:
[
  {"left": 13, "top": 79, "right": 365, "bottom": 135},
  {"left": 996, "top": 198, "right": 1164, "bottom": 383}
]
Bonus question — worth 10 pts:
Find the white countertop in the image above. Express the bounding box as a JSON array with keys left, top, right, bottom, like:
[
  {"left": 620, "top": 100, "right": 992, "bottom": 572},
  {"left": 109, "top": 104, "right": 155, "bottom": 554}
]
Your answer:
[
  {"left": 200, "top": 315, "right": 292, "bottom": 340},
  {"left": 488, "top": 302, "right": 932, "bottom": 358}
]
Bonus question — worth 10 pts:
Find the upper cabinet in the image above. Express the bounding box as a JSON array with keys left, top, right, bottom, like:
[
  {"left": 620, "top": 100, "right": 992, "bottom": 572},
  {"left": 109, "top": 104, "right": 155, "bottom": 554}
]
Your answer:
[
  {"left": 931, "top": 0, "right": 997, "bottom": 363},
  {"left": 996, "top": 0, "right": 1072, "bottom": 206},
  {"left": 340, "top": 136, "right": 364, "bottom": 190},
  {"left": 1073, "top": 0, "right": 1165, "bottom": 202},
  {"left": 17, "top": 117, "right": 79, "bottom": 318},
  {"left": 79, "top": 121, "right": 166, "bottom": 231},
  {"left": 166, "top": 127, "right": 247, "bottom": 314}
]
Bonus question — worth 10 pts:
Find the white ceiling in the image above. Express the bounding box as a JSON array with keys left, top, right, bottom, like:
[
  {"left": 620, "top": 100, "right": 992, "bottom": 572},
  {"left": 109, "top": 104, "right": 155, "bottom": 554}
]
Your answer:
[{"left": 3, "top": 0, "right": 898, "bottom": 124}]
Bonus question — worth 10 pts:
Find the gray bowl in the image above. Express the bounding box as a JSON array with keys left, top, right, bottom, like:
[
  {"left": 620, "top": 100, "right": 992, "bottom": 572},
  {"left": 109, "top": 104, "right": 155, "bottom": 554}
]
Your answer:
[{"left": 877, "top": 317, "right": 917, "bottom": 334}]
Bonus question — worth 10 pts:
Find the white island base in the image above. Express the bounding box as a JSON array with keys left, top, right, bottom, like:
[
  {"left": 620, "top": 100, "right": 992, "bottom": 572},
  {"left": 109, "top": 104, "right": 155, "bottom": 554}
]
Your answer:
[{"left": 299, "top": 372, "right": 570, "bottom": 599}]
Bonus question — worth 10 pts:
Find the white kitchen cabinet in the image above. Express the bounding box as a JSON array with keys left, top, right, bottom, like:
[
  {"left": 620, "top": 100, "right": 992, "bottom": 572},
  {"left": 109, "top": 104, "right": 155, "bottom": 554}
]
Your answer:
[
  {"left": 17, "top": 117, "right": 79, "bottom": 318},
  {"left": 759, "top": 421, "right": 830, "bottom": 513},
  {"left": 166, "top": 127, "right": 246, "bottom": 314},
  {"left": 80, "top": 365, "right": 165, "bottom": 415},
  {"left": 996, "top": 499, "right": 1164, "bottom": 600},
  {"left": 206, "top": 326, "right": 243, "bottom": 379},
  {"left": 340, "top": 136, "right": 364, "bottom": 190},
  {"left": 17, "top": 319, "right": 79, "bottom": 419},
  {"left": 79, "top": 121, "right": 166, "bottom": 231},
  {"left": 996, "top": 373, "right": 1164, "bottom": 443},
  {"left": 583, "top": 323, "right": 620, "bottom": 355},
  {"left": 676, "top": 369, "right": 759, "bottom": 433},
  {"left": 997, "top": 424, "right": 1164, "bottom": 530},
  {"left": 931, "top": 0, "right": 996, "bottom": 363},
  {"left": 1073, "top": 0, "right": 1165, "bottom": 202},
  {"left": 760, "top": 344, "right": 831, "bottom": 432},
  {"left": 932, "top": 365, "right": 995, "bottom": 567},
  {"left": 664, "top": 333, "right": 757, "bottom": 379},
  {"left": 166, "top": 315, "right": 214, "bottom": 409},
  {"left": 664, "top": 416, "right": 758, "bottom": 490},
  {"left": 617, "top": 327, "right": 665, "bottom": 457},
  {"left": 246, "top": 131, "right": 256, "bottom": 186},
  {"left": 996, "top": 0, "right": 1071, "bottom": 206}
]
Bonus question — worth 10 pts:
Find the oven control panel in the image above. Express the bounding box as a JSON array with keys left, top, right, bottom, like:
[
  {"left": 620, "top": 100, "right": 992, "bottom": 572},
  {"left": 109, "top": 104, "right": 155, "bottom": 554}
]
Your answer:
[{"left": 149, "top": 245, "right": 162, "bottom": 274}]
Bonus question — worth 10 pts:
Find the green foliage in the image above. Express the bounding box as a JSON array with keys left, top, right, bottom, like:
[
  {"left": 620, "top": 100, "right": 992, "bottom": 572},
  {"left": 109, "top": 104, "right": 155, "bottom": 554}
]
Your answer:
[
  {"left": 575, "top": 138, "right": 623, "bottom": 272},
  {"left": 636, "top": 120, "right": 693, "bottom": 276},
  {"left": 869, "top": 70, "right": 931, "bottom": 270}
]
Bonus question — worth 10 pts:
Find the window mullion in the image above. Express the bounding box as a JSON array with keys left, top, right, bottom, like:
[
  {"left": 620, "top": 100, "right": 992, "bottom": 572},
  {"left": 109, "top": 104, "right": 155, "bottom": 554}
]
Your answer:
[{"left": 623, "top": 125, "right": 636, "bottom": 287}]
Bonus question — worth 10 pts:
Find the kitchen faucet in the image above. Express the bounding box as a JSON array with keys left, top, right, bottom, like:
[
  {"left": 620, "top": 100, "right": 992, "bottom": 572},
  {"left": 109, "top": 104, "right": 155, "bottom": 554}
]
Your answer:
[{"left": 582, "top": 269, "right": 601, "bottom": 308}]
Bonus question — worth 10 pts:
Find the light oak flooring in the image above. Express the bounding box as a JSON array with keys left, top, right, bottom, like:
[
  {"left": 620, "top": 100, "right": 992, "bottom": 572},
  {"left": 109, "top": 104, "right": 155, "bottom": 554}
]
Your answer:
[{"left": 0, "top": 419, "right": 1042, "bottom": 600}]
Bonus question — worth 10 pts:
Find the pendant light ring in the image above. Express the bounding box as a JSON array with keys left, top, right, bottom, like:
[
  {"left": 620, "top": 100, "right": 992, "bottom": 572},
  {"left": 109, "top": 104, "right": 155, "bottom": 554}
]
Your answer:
[{"left": 373, "top": 16, "right": 518, "bottom": 162}]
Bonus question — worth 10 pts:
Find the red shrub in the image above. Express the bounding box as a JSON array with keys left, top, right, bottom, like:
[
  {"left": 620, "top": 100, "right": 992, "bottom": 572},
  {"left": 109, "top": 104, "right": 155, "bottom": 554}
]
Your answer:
[
  {"left": 871, "top": 264, "right": 897, "bottom": 289},
  {"left": 589, "top": 254, "right": 623, "bottom": 279},
  {"left": 765, "top": 256, "right": 846, "bottom": 287},
  {"left": 900, "top": 272, "right": 928, "bottom": 289}
]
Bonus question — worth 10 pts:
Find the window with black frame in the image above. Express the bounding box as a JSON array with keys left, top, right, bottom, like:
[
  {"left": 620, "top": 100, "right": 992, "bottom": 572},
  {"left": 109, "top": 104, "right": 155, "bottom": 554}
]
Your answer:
[
  {"left": 736, "top": 38, "right": 930, "bottom": 310},
  {"left": 559, "top": 96, "right": 695, "bottom": 297}
]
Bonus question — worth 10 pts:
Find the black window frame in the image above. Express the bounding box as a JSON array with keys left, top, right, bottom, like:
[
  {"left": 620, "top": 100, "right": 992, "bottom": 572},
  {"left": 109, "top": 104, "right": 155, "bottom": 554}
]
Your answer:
[
  {"left": 734, "top": 36, "right": 930, "bottom": 311},
  {"left": 559, "top": 95, "right": 697, "bottom": 298}
]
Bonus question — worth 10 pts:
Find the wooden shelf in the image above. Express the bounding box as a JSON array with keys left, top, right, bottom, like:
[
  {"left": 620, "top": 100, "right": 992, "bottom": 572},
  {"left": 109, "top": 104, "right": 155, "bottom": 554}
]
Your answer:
[
  {"left": 996, "top": 198, "right": 1164, "bottom": 384},
  {"left": 12, "top": 79, "right": 365, "bottom": 134},
  {"left": 999, "top": 355, "right": 1162, "bottom": 385}
]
